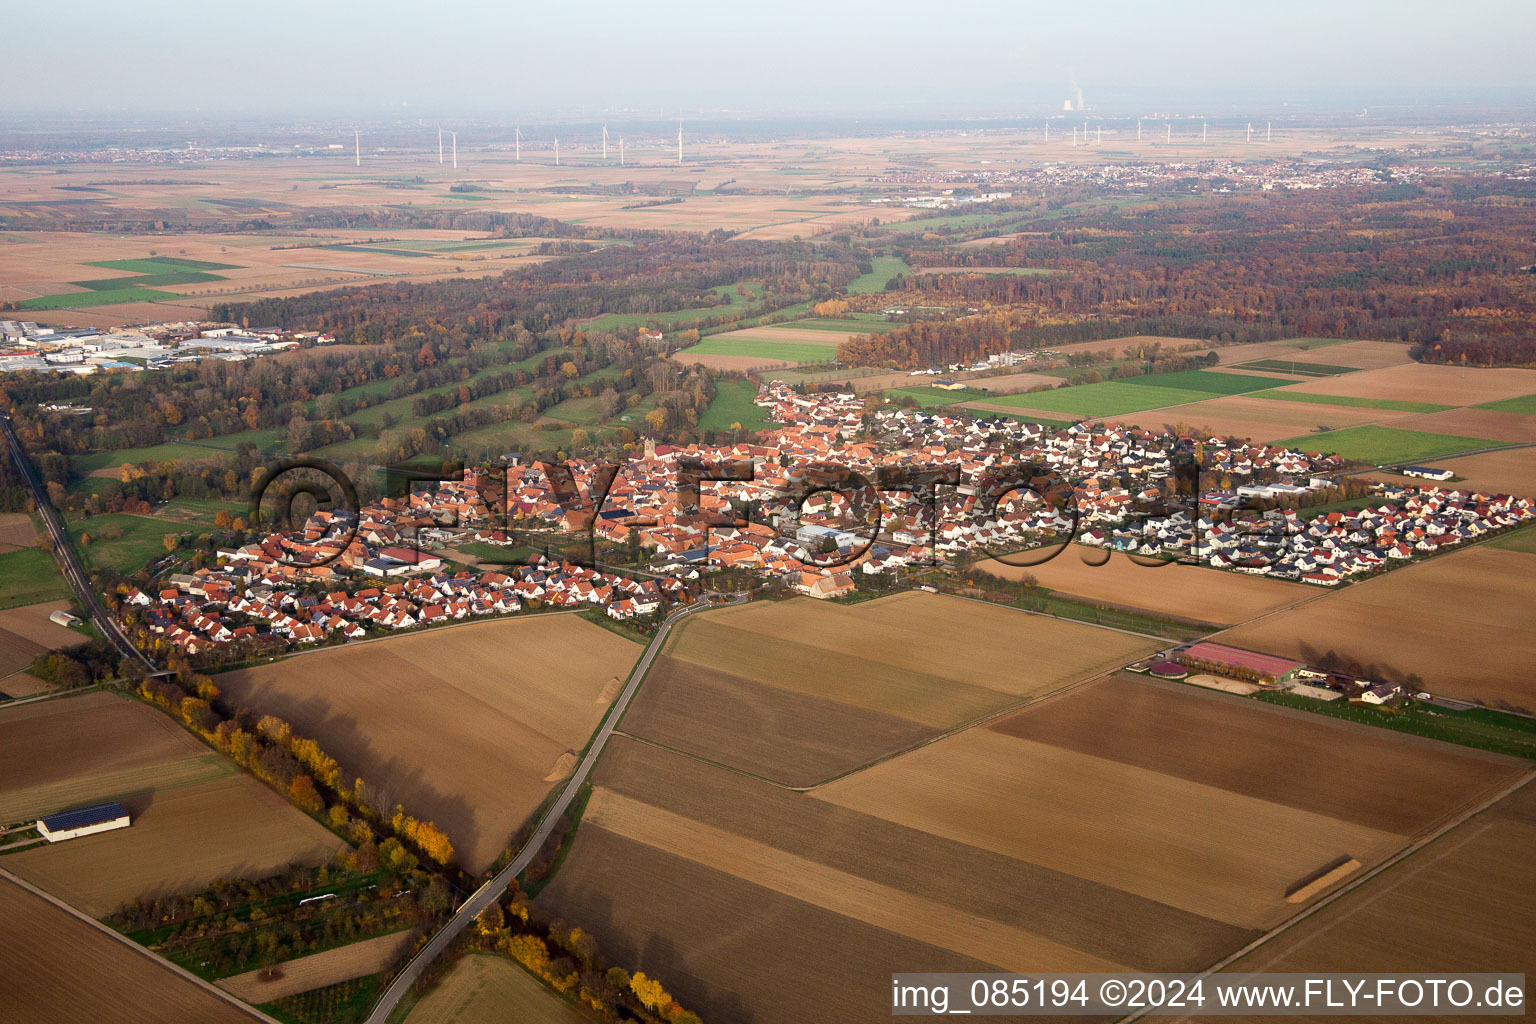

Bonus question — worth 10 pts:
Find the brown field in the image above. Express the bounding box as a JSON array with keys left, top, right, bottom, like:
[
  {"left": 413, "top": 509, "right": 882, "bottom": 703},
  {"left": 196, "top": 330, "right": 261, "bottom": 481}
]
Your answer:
[
  {"left": 1279, "top": 362, "right": 1536, "bottom": 406},
  {"left": 217, "top": 929, "right": 418, "bottom": 1003},
  {"left": 620, "top": 655, "right": 937, "bottom": 786},
  {"left": 1281, "top": 339, "right": 1415, "bottom": 370},
  {"left": 539, "top": 736, "right": 1255, "bottom": 1024},
  {"left": 218, "top": 614, "right": 641, "bottom": 871},
  {"left": 974, "top": 548, "right": 1316, "bottom": 625},
  {"left": 813, "top": 726, "right": 1404, "bottom": 929},
  {"left": 1204, "top": 778, "right": 1536, "bottom": 1024},
  {"left": 0, "top": 511, "right": 37, "bottom": 551},
  {"left": 1372, "top": 445, "right": 1536, "bottom": 496},
  {"left": 6, "top": 774, "right": 343, "bottom": 916},
  {"left": 0, "top": 599, "right": 86, "bottom": 696},
  {"left": 1393, "top": 406, "right": 1536, "bottom": 442},
  {"left": 1114, "top": 392, "right": 1405, "bottom": 442},
  {"left": 663, "top": 592, "right": 1158, "bottom": 729},
  {"left": 0, "top": 874, "right": 259, "bottom": 1024},
  {"left": 991, "top": 676, "right": 1525, "bottom": 837},
  {"left": 670, "top": 352, "right": 795, "bottom": 371},
  {"left": 403, "top": 953, "right": 593, "bottom": 1024},
  {"left": 1215, "top": 545, "right": 1536, "bottom": 708},
  {"left": 963, "top": 370, "right": 1063, "bottom": 395}
]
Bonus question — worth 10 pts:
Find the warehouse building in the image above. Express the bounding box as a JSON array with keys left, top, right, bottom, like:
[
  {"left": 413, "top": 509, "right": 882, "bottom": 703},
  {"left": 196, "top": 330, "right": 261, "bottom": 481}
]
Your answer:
[{"left": 36, "top": 802, "right": 130, "bottom": 843}]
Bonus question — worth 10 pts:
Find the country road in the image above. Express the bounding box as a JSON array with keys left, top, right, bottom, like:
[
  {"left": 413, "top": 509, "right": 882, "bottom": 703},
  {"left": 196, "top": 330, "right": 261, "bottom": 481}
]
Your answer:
[
  {"left": 1, "top": 414, "right": 153, "bottom": 670},
  {"left": 363, "top": 591, "right": 743, "bottom": 1024}
]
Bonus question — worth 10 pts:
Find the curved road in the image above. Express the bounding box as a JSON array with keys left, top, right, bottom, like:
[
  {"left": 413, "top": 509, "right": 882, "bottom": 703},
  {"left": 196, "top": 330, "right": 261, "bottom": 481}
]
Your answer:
[
  {"left": 1, "top": 414, "right": 153, "bottom": 670},
  {"left": 364, "top": 592, "right": 743, "bottom": 1024}
]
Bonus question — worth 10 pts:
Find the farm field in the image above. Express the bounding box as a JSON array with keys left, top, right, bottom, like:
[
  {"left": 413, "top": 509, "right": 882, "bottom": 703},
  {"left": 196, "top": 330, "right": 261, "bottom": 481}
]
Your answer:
[
  {"left": 1116, "top": 392, "right": 1404, "bottom": 442},
  {"left": 674, "top": 335, "right": 839, "bottom": 367},
  {"left": 0, "top": 511, "right": 38, "bottom": 552},
  {"left": 0, "top": 546, "right": 73, "bottom": 610},
  {"left": 402, "top": 952, "right": 592, "bottom": 1024},
  {"left": 975, "top": 369, "right": 1295, "bottom": 419},
  {"left": 216, "top": 928, "right": 418, "bottom": 1003},
  {"left": 1215, "top": 544, "right": 1536, "bottom": 710},
  {"left": 0, "top": 874, "right": 257, "bottom": 1024},
  {"left": 1276, "top": 425, "right": 1502, "bottom": 464},
  {"left": 1214, "top": 776, "right": 1536, "bottom": 1011},
  {"left": 217, "top": 614, "right": 641, "bottom": 872},
  {"left": 0, "top": 600, "right": 86, "bottom": 697},
  {"left": 972, "top": 548, "right": 1316, "bottom": 626},
  {"left": 1370, "top": 446, "right": 1536, "bottom": 496},
  {"left": 537, "top": 663, "right": 1517, "bottom": 1024},
  {"left": 846, "top": 256, "right": 913, "bottom": 292},
  {"left": 1279, "top": 361, "right": 1536, "bottom": 407},
  {"left": 1390, "top": 406, "right": 1536, "bottom": 442}
]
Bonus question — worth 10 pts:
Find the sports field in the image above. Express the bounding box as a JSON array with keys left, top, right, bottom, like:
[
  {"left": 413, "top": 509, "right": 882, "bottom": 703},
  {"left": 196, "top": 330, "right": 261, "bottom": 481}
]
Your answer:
[{"left": 218, "top": 614, "right": 641, "bottom": 871}]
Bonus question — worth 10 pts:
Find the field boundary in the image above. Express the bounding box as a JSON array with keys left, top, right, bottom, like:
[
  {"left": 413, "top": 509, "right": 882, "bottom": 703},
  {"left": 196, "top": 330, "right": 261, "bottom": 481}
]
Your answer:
[{"left": 0, "top": 865, "right": 284, "bottom": 1024}]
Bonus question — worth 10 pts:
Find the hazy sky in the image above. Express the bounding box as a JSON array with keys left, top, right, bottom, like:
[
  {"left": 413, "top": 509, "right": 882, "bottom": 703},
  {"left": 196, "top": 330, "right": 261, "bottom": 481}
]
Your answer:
[{"left": 4, "top": 0, "right": 1534, "bottom": 118}]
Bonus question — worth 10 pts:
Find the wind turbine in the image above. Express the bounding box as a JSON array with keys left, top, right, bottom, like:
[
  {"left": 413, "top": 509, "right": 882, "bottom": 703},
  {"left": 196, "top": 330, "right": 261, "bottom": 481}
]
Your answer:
[
  {"left": 353, "top": 129, "right": 361, "bottom": 167},
  {"left": 1137, "top": 119, "right": 1141, "bottom": 142},
  {"left": 1247, "top": 123, "right": 1253, "bottom": 143},
  {"left": 602, "top": 125, "right": 609, "bottom": 160},
  {"left": 1072, "top": 126, "right": 1078, "bottom": 146},
  {"left": 620, "top": 136, "right": 625, "bottom": 166},
  {"left": 1165, "top": 122, "right": 1171, "bottom": 144},
  {"left": 1267, "top": 121, "right": 1272, "bottom": 143},
  {"left": 1202, "top": 119, "right": 1207, "bottom": 143},
  {"left": 677, "top": 117, "right": 684, "bottom": 165},
  {"left": 554, "top": 137, "right": 560, "bottom": 165},
  {"left": 437, "top": 127, "right": 443, "bottom": 164},
  {"left": 515, "top": 127, "right": 521, "bottom": 162},
  {"left": 450, "top": 131, "right": 457, "bottom": 169},
  {"left": 1096, "top": 125, "right": 1101, "bottom": 144},
  {"left": 1044, "top": 121, "right": 1049, "bottom": 143}
]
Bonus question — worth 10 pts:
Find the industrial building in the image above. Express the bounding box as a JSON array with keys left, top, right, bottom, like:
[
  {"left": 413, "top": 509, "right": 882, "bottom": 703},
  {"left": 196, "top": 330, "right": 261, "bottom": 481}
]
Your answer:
[
  {"left": 1177, "top": 642, "right": 1306, "bottom": 685},
  {"left": 36, "top": 802, "right": 131, "bottom": 843}
]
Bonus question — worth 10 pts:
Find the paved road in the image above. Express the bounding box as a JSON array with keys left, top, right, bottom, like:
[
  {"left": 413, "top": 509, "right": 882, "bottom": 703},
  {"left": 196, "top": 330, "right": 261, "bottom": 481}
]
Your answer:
[
  {"left": 363, "top": 592, "right": 743, "bottom": 1024},
  {"left": 1, "top": 414, "right": 152, "bottom": 670}
]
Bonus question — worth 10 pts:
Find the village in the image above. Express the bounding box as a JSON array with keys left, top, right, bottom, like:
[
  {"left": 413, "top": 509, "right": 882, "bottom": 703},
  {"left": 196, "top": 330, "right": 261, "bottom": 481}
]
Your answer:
[{"left": 120, "top": 380, "right": 1531, "bottom": 686}]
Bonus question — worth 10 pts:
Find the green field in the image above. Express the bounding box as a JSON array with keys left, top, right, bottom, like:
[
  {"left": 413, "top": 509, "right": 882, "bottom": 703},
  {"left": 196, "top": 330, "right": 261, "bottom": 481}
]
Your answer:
[
  {"left": 1254, "top": 391, "right": 1455, "bottom": 414},
  {"left": 1475, "top": 393, "right": 1536, "bottom": 415},
  {"left": 1132, "top": 369, "right": 1296, "bottom": 395},
  {"left": 19, "top": 286, "right": 181, "bottom": 310},
  {"left": 582, "top": 281, "right": 767, "bottom": 332},
  {"left": 676, "top": 337, "right": 838, "bottom": 364},
  {"left": 69, "top": 514, "right": 180, "bottom": 574},
  {"left": 1276, "top": 425, "right": 1503, "bottom": 464},
  {"left": 698, "top": 380, "right": 775, "bottom": 433},
  {"left": 84, "top": 257, "right": 239, "bottom": 273},
  {"left": 19, "top": 256, "right": 240, "bottom": 310},
  {"left": 881, "top": 386, "right": 973, "bottom": 408},
  {"left": 1487, "top": 525, "right": 1536, "bottom": 554},
  {"left": 1235, "top": 359, "right": 1362, "bottom": 377},
  {"left": 983, "top": 381, "right": 1213, "bottom": 416},
  {"left": 72, "top": 442, "right": 237, "bottom": 475},
  {"left": 846, "top": 256, "right": 913, "bottom": 294},
  {"left": 0, "top": 547, "right": 72, "bottom": 610}
]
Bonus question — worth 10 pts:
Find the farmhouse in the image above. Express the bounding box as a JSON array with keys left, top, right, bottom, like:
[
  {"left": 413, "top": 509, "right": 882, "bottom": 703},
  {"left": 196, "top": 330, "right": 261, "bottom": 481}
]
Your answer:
[
  {"left": 36, "top": 802, "right": 130, "bottom": 843},
  {"left": 1179, "top": 642, "right": 1305, "bottom": 685}
]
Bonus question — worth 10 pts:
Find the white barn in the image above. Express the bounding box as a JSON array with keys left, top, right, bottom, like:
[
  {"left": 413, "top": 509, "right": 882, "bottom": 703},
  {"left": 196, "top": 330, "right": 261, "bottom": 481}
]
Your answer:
[{"left": 37, "top": 802, "right": 130, "bottom": 843}]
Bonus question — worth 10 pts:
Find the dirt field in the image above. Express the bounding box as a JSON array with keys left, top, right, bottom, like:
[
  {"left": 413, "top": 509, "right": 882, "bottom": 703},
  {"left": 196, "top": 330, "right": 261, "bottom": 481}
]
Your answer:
[
  {"left": 813, "top": 726, "right": 1404, "bottom": 929},
  {"left": 217, "top": 929, "right": 418, "bottom": 1003},
  {"left": 1393, "top": 406, "right": 1536, "bottom": 442},
  {"left": 1114, "top": 392, "right": 1407, "bottom": 441},
  {"left": 1371, "top": 445, "right": 1536, "bottom": 496},
  {"left": 0, "top": 511, "right": 37, "bottom": 552},
  {"left": 6, "top": 774, "right": 343, "bottom": 916},
  {"left": 1281, "top": 362, "right": 1536, "bottom": 406},
  {"left": 538, "top": 736, "right": 1255, "bottom": 1024},
  {"left": 403, "top": 952, "right": 610, "bottom": 1024},
  {"left": 670, "top": 352, "right": 795, "bottom": 371},
  {"left": 218, "top": 614, "right": 641, "bottom": 872},
  {"left": 705, "top": 326, "right": 844, "bottom": 344},
  {"left": 0, "top": 874, "right": 258, "bottom": 1024},
  {"left": 974, "top": 549, "right": 1315, "bottom": 625},
  {"left": 991, "top": 676, "right": 1525, "bottom": 836},
  {"left": 1215, "top": 545, "right": 1536, "bottom": 709},
  {"left": 0, "top": 600, "right": 84, "bottom": 695},
  {"left": 663, "top": 592, "right": 1158, "bottom": 729},
  {"left": 621, "top": 655, "right": 937, "bottom": 786},
  {"left": 1206, "top": 778, "right": 1536, "bottom": 1023}
]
